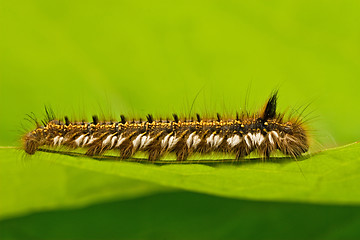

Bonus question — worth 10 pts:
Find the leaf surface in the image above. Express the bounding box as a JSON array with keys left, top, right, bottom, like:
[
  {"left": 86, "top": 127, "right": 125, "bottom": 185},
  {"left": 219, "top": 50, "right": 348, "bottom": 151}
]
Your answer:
[{"left": 1, "top": 142, "right": 359, "bottom": 220}]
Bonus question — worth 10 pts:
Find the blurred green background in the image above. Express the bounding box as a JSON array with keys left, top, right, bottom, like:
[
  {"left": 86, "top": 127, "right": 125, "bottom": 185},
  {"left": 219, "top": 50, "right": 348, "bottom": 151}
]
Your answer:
[
  {"left": 1, "top": 0, "right": 360, "bottom": 239},
  {"left": 1, "top": 0, "right": 359, "bottom": 147}
]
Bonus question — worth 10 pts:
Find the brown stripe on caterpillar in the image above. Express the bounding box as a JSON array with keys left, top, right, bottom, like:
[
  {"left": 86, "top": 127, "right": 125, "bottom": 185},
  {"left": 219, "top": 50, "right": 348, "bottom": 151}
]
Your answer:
[{"left": 22, "top": 92, "right": 309, "bottom": 161}]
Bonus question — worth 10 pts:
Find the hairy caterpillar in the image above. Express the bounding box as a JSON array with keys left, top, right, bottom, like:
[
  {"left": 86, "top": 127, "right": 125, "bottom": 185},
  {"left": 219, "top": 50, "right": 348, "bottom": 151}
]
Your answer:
[{"left": 22, "top": 92, "right": 309, "bottom": 161}]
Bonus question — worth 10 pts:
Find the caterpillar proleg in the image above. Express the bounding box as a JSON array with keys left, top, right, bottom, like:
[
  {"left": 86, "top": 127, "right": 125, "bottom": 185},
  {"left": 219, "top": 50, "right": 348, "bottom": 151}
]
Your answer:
[{"left": 22, "top": 92, "right": 309, "bottom": 161}]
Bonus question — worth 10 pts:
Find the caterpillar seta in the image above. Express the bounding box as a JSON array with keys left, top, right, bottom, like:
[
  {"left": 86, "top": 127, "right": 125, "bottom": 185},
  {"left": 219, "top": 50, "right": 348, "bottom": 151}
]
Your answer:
[{"left": 22, "top": 92, "right": 309, "bottom": 162}]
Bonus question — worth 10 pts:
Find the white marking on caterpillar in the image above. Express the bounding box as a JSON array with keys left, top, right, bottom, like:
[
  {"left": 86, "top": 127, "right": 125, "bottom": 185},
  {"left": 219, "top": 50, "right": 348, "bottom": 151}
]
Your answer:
[
  {"left": 161, "top": 133, "right": 171, "bottom": 149},
  {"left": 226, "top": 136, "right": 232, "bottom": 146},
  {"left": 213, "top": 135, "right": 223, "bottom": 148},
  {"left": 192, "top": 135, "right": 201, "bottom": 149},
  {"left": 272, "top": 131, "right": 279, "bottom": 138},
  {"left": 206, "top": 133, "right": 215, "bottom": 147},
  {"left": 58, "top": 137, "right": 64, "bottom": 146},
  {"left": 87, "top": 136, "right": 97, "bottom": 145},
  {"left": 245, "top": 134, "right": 252, "bottom": 148},
  {"left": 102, "top": 134, "right": 113, "bottom": 147},
  {"left": 132, "top": 133, "right": 145, "bottom": 150},
  {"left": 253, "top": 132, "right": 264, "bottom": 146},
  {"left": 268, "top": 132, "right": 274, "bottom": 145},
  {"left": 227, "top": 135, "right": 241, "bottom": 148},
  {"left": 140, "top": 135, "right": 153, "bottom": 149},
  {"left": 75, "top": 134, "right": 85, "bottom": 146},
  {"left": 168, "top": 135, "right": 180, "bottom": 149},
  {"left": 268, "top": 131, "right": 278, "bottom": 145},
  {"left": 82, "top": 136, "right": 89, "bottom": 146},
  {"left": 145, "top": 137, "right": 154, "bottom": 148},
  {"left": 53, "top": 136, "right": 60, "bottom": 146},
  {"left": 110, "top": 136, "right": 117, "bottom": 148},
  {"left": 186, "top": 132, "right": 196, "bottom": 148},
  {"left": 115, "top": 134, "right": 126, "bottom": 147}
]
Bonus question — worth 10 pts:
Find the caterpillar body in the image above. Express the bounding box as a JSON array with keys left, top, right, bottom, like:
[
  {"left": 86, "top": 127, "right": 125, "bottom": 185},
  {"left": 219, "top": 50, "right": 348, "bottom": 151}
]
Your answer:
[{"left": 23, "top": 92, "right": 309, "bottom": 161}]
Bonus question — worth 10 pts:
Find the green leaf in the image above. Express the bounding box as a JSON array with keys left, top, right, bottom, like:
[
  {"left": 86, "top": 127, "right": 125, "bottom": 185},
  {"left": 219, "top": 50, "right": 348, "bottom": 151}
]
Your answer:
[
  {"left": 2, "top": 192, "right": 360, "bottom": 240},
  {"left": 1, "top": 142, "right": 360, "bottom": 220},
  {"left": 0, "top": 148, "right": 173, "bottom": 220}
]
